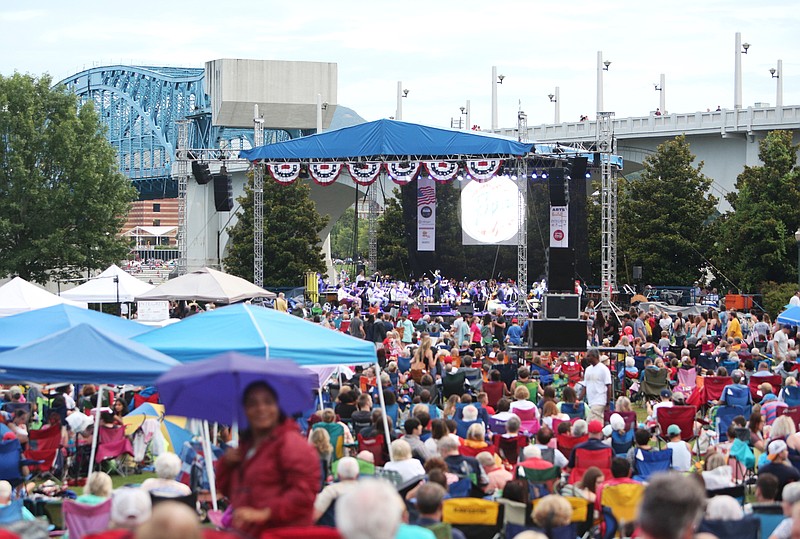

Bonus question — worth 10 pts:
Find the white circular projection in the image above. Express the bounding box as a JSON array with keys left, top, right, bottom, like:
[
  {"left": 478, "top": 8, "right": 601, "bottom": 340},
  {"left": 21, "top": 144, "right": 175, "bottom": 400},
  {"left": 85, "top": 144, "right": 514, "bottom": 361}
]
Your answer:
[{"left": 460, "top": 176, "right": 521, "bottom": 244}]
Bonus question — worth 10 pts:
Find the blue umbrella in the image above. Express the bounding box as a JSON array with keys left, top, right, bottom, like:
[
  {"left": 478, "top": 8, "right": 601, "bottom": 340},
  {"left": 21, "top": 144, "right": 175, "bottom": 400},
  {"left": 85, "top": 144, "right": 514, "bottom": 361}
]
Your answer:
[
  {"left": 155, "top": 352, "right": 316, "bottom": 427},
  {"left": 777, "top": 306, "right": 800, "bottom": 326},
  {"left": 0, "top": 304, "right": 150, "bottom": 352},
  {"left": 135, "top": 303, "right": 376, "bottom": 366}
]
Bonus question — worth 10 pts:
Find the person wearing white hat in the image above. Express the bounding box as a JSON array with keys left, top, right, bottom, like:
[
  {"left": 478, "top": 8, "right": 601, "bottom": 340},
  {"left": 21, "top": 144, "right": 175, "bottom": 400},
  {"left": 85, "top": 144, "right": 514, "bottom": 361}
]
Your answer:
[{"left": 758, "top": 439, "right": 800, "bottom": 500}]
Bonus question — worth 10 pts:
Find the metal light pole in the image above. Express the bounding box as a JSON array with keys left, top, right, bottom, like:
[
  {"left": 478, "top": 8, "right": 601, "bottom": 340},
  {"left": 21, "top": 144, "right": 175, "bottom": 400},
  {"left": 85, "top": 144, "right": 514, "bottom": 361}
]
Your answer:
[
  {"left": 465, "top": 99, "right": 471, "bottom": 130},
  {"left": 316, "top": 93, "right": 323, "bottom": 133},
  {"left": 654, "top": 74, "right": 665, "bottom": 113},
  {"left": 491, "top": 67, "right": 504, "bottom": 130},
  {"left": 734, "top": 32, "right": 750, "bottom": 109},
  {"left": 548, "top": 87, "right": 560, "bottom": 124},
  {"left": 396, "top": 81, "right": 403, "bottom": 121},
  {"left": 597, "top": 52, "right": 610, "bottom": 112},
  {"left": 771, "top": 60, "right": 783, "bottom": 110}
]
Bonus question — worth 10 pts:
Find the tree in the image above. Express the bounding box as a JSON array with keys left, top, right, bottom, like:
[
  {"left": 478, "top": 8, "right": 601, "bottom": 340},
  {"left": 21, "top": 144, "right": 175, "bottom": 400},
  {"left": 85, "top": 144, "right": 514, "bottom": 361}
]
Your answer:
[
  {"left": 224, "top": 175, "right": 328, "bottom": 287},
  {"left": 329, "top": 207, "right": 367, "bottom": 260},
  {"left": 712, "top": 130, "right": 800, "bottom": 291},
  {"left": 0, "top": 73, "right": 137, "bottom": 284},
  {"left": 617, "top": 135, "right": 717, "bottom": 285}
]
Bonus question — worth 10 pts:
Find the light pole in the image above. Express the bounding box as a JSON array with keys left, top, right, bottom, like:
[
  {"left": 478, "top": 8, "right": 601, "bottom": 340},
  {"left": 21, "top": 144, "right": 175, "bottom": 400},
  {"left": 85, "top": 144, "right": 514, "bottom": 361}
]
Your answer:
[
  {"left": 734, "top": 32, "right": 750, "bottom": 109},
  {"left": 597, "top": 51, "right": 611, "bottom": 112},
  {"left": 795, "top": 228, "right": 800, "bottom": 288},
  {"left": 395, "top": 82, "right": 408, "bottom": 121},
  {"left": 770, "top": 60, "right": 783, "bottom": 111},
  {"left": 491, "top": 66, "right": 504, "bottom": 131},
  {"left": 316, "top": 94, "right": 328, "bottom": 133},
  {"left": 654, "top": 74, "right": 665, "bottom": 114},
  {"left": 548, "top": 87, "right": 560, "bottom": 124}
]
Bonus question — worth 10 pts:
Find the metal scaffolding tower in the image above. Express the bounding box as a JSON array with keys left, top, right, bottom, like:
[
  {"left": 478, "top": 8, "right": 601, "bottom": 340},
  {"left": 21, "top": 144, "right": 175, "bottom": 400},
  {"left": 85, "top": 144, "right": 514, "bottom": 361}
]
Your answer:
[
  {"left": 368, "top": 179, "right": 380, "bottom": 273},
  {"left": 597, "top": 112, "right": 617, "bottom": 314},
  {"left": 175, "top": 120, "right": 189, "bottom": 276},
  {"left": 516, "top": 109, "right": 529, "bottom": 315},
  {"left": 253, "top": 106, "right": 265, "bottom": 289}
]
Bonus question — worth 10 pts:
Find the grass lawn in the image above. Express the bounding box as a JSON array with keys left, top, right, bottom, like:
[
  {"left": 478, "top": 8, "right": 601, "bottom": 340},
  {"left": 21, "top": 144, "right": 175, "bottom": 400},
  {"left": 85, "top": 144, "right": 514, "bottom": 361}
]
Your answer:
[{"left": 109, "top": 471, "right": 156, "bottom": 490}]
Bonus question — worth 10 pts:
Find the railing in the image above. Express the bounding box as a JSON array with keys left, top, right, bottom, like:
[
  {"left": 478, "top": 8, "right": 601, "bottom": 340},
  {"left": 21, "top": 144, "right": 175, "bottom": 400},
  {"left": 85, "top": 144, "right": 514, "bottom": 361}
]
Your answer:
[{"left": 493, "top": 105, "right": 800, "bottom": 142}]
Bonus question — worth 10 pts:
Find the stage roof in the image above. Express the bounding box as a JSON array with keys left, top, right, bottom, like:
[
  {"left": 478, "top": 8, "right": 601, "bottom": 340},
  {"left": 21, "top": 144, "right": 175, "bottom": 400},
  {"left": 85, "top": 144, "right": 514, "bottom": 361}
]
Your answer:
[{"left": 238, "top": 119, "right": 535, "bottom": 161}]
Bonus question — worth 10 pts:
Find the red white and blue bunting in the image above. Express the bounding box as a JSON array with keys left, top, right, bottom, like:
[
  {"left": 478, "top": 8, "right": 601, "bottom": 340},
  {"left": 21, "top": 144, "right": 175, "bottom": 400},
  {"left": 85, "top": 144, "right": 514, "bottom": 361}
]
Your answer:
[
  {"left": 346, "top": 162, "right": 382, "bottom": 186},
  {"left": 424, "top": 161, "right": 460, "bottom": 183},
  {"left": 465, "top": 159, "right": 503, "bottom": 182},
  {"left": 386, "top": 161, "right": 421, "bottom": 185},
  {"left": 267, "top": 162, "right": 301, "bottom": 184},
  {"left": 308, "top": 163, "right": 343, "bottom": 185}
]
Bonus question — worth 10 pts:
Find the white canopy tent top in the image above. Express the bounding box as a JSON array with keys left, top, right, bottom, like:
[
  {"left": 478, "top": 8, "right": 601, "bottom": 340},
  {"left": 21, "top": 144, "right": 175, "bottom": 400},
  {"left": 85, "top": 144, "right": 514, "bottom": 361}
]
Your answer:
[
  {"left": 60, "top": 264, "right": 155, "bottom": 304},
  {"left": 0, "top": 277, "right": 87, "bottom": 318},
  {"left": 135, "top": 267, "right": 276, "bottom": 304}
]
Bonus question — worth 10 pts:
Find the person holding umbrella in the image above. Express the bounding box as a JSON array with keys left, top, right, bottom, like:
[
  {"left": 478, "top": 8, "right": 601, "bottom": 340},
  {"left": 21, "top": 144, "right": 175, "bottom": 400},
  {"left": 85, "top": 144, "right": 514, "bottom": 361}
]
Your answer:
[{"left": 215, "top": 380, "right": 320, "bottom": 536}]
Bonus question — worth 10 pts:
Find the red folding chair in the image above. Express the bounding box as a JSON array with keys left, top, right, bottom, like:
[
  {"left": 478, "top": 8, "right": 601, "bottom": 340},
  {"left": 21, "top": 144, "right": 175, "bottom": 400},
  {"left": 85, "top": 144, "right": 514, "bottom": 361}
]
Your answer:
[
  {"left": 459, "top": 444, "right": 496, "bottom": 458},
  {"left": 604, "top": 410, "right": 637, "bottom": 432},
  {"left": 483, "top": 381, "right": 505, "bottom": 409},
  {"left": 357, "top": 433, "right": 387, "bottom": 467},
  {"left": 749, "top": 375, "right": 783, "bottom": 401},
  {"left": 492, "top": 433, "right": 527, "bottom": 465},
  {"left": 703, "top": 376, "right": 732, "bottom": 403},
  {"left": 656, "top": 405, "right": 698, "bottom": 450},
  {"left": 556, "top": 432, "right": 588, "bottom": 458},
  {"left": 777, "top": 406, "right": 800, "bottom": 430},
  {"left": 24, "top": 426, "right": 64, "bottom": 482},
  {"left": 95, "top": 426, "right": 134, "bottom": 475},
  {"left": 569, "top": 447, "right": 612, "bottom": 484},
  {"left": 561, "top": 362, "right": 583, "bottom": 387}
]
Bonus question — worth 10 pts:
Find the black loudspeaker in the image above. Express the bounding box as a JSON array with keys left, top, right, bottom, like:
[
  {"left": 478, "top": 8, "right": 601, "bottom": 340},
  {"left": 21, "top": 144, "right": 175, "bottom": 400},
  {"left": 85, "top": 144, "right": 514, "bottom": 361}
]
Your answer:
[
  {"left": 567, "top": 156, "right": 588, "bottom": 181},
  {"left": 192, "top": 161, "right": 212, "bottom": 185},
  {"left": 567, "top": 163, "right": 590, "bottom": 282},
  {"left": 213, "top": 174, "right": 233, "bottom": 211},
  {"left": 544, "top": 294, "right": 580, "bottom": 320},
  {"left": 548, "top": 247, "right": 575, "bottom": 293},
  {"left": 428, "top": 303, "right": 444, "bottom": 314},
  {"left": 528, "top": 320, "right": 587, "bottom": 351},
  {"left": 548, "top": 167, "right": 568, "bottom": 206},
  {"left": 633, "top": 266, "right": 643, "bottom": 280},
  {"left": 458, "top": 303, "right": 474, "bottom": 316}
]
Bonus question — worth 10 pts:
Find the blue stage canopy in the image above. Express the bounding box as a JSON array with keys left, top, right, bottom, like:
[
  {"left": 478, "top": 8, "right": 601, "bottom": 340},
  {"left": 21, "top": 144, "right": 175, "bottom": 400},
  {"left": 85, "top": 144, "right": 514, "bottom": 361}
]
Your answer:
[{"left": 239, "top": 119, "right": 534, "bottom": 161}]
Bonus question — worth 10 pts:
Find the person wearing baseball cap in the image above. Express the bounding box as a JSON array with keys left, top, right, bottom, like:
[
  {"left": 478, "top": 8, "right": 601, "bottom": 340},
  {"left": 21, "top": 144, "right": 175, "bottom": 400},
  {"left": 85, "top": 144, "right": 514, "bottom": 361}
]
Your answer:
[
  {"left": 567, "top": 419, "right": 609, "bottom": 469},
  {"left": 505, "top": 317, "right": 524, "bottom": 346},
  {"left": 666, "top": 424, "right": 693, "bottom": 472},
  {"left": 646, "top": 388, "right": 674, "bottom": 423},
  {"left": 758, "top": 439, "right": 800, "bottom": 500}
]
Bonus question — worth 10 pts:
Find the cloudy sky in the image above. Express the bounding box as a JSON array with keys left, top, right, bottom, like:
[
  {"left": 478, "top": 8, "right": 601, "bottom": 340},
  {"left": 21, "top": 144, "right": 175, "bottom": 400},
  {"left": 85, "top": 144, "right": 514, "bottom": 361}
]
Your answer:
[{"left": 1, "top": 1, "right": 798, "bottom": 129}]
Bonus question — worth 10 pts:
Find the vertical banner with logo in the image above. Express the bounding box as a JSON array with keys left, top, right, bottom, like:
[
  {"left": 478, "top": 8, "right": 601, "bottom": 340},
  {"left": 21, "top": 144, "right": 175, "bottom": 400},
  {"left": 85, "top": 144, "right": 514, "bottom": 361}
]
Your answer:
[
  {"left": 417, "top": 176, "right": 436, "bottom": 251},
  {"left": 549, "top": 206, "right": 569, "bottom": 248}
]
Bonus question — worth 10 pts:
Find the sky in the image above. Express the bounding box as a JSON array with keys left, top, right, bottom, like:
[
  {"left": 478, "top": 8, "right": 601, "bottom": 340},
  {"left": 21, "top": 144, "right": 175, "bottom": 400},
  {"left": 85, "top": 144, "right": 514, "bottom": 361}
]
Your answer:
[{"left": 1, "top": 1, "right": 799, "bottom": 130}]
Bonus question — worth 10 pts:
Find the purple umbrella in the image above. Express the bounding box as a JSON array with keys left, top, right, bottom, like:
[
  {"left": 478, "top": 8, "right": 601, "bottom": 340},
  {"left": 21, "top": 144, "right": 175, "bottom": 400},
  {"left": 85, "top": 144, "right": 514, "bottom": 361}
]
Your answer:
[{"left": 155, "top": 352, "right": 316, "bottom": 427}]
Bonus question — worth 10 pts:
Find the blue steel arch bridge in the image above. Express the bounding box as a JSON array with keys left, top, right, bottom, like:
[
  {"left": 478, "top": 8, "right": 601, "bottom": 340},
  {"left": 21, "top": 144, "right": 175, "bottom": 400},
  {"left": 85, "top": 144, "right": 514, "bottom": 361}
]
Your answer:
[{"left": 57, "top": 65, "right": 307, "bottom": 200}]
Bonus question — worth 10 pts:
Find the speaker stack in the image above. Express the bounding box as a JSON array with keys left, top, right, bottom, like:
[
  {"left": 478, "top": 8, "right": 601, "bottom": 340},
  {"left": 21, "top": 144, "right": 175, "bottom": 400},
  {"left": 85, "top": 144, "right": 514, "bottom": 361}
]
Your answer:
[
  {"left": 548, "top": 167, "right": 568, "bottom": 206},
  {"left": 213, "top": 173, "right": 233, "bottom": 212},
  {"left": 191, "top": 161, "right": 212, "bottom": 185}
]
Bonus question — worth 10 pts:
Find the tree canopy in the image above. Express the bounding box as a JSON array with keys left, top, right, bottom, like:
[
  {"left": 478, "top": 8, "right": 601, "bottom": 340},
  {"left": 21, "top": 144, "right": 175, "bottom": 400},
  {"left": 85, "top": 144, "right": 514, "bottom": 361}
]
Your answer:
[
  {"left": 224, "top": 175, "right": 327, "bottom": 287},
  {"left": 712, "top": 130, "right": 800, "bottom": 291},
  {"left": 617, "top": 135, "right": 717, "bottom": 285},
  {"left": 0, "top": 73, "right": 136, "bottom": 284}
]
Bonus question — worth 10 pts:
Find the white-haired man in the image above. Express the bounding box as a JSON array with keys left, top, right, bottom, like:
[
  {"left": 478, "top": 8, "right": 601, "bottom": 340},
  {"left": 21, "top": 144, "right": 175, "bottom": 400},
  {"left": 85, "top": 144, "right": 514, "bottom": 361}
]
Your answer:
[{"left": 314, "top": 457, "right": 361, "bottom": 523}]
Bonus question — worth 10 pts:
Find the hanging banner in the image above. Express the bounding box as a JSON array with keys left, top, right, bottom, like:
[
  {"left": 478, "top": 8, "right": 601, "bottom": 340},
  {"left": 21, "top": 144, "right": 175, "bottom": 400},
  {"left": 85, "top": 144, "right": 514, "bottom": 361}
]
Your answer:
[
  {"left": 417, "top": 176, "right": 436, "bottom": 252},
  {"left": 424, "top": 161, "right": 459, "bottom": 183},
  {"left": 465, "top": 158, "right": 503, "bottom": 182},
  {"left": 386, "top": 161, "right": 421, "bottom": 185},
  {"left": 308, "top": 162, "right": 342, "bottom": 185},
  {"left": 267, "top": 162, "right": 301, "bottom": 184},
  {"left": 346, "top": 162, "right": 382, "bottom": 186},
  {"left": 549, "top": 205, "right": 569, "bottom": 248}
]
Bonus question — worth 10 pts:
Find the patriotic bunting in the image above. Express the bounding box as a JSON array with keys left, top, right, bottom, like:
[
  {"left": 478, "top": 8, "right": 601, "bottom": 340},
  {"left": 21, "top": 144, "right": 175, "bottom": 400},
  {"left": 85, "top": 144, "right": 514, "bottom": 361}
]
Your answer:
[
  {"left": 424, "top": 161, "right": 459, "bottom": 183},
  {"left": 465, "top": 159, "right": 503, "bottom": 182},
  {"left": 386, "top": 161, "right": 421, "bottom": 185},
  {"left": 346, "top": 162, "right": 382, "bottom": 186},
  {"left": 267, "top": 162, "right": 301, "bottom": 184},
  {"left": 308, "top": 162, "right": 342, "bottom": 185}
]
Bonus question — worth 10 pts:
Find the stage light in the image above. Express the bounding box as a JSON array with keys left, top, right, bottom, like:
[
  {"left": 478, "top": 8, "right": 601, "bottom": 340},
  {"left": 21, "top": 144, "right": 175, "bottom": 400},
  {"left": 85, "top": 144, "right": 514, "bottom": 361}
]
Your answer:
[
  {"left": 511, "top": 174, "right": 518, "bottom": 180},
  {"left": 541, "top": 172, "right": 548, "bottom": 179},
  {"left": 585, "top": 172, "right": 592, "bottom": 179},
  {"left": 466, "top": 174, "right": 473, "bottom": 181},
  {"left": 457, "top": 174, "right": 464, "bottom": 181},
  {"left": 531, "top": 172, "right": 538, "bottom": 179}
]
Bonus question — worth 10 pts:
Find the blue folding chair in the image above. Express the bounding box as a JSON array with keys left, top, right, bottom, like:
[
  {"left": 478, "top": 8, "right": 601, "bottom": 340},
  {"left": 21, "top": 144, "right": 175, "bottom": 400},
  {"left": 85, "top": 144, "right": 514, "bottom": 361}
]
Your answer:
[
  {"left": 782, "top": 385, "right": 800, "bottom": 407},
  {"left": 720, "top": 360, "right": 739, "bottom": 374},
  {"left": 0, "top": 499, "right": 23, "bottom": 525},
  {"left": 632, "top": 448, "right": 673, "bottom": 482},
  {"left": 397, "top": 356, "right": 411, "bottom": 373},
  {"left": 752, "top": 511, "right": 784, "bottom": 538},
  {"left": 0, "top": 439, "right": 22, "bottom": 487},
  {"left": 455, "top": 418, "right": 481, "bottom": 439},
  {"left": 560, "top": 402, "right": 586, "bottom": 420},
  {"left": 454, "top": 403, "right": 490, "bottom": 425},
  {"left": 716, "top": 405, "right": 751, "bottom": 442},
  {"left": 720, "top": 385, "right": 752, "bottom": 407},
  {"left": 698, "top": 516, "right": 760, "bottom": 539},
  {"left": 611, "top": 429, "right": 635, "bottom": 456},
  {"left": 447, "top": 477, "right": 472, "bottom": 498},
  {"left": 505, "top": 522, "right": 576, "bottom": 539},
  {"left": 529, "top": 363, "right": 554, "bottom": 385}
]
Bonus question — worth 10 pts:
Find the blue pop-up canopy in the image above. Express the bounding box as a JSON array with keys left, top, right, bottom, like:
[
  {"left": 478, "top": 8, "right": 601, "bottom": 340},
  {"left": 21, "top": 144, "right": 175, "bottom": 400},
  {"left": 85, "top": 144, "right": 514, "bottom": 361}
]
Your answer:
[
  {"left": 239, "top": 119, "right": 534, "bottom": 161},
  {"left": 0, "top": 324, "right": 179, "bottom": 385},
  {"left": 135, "top": 303, "right": 377, "bottom": 366},
  {"left": 777, "top": 306, "right": 800, "bottom": 326},
  {"left": 0, "top": 304, "right": 151, "bottom": 352}
]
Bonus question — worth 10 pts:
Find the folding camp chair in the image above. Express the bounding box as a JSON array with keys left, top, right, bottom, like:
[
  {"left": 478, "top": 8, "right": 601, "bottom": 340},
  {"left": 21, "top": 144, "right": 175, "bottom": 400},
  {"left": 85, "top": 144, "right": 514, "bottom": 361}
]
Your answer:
[
  {"left": 462, "top": 367, "right": 484, "bottom": 392},
  {"left": 25, "top": 426, "right": 65, "bottom": 482},
  {"left": 482, "top": 381, "right": 505, "bottom": 409},
  {"left": 95, "top": 426, "right": 134, "bottom": 476},
  {"left": 656, "top": 405, "right": 697, "bottom": 448},
  {"left": 632, "top": 448, "right": 672, "bottom": 482},
  {"left": 62, "top": 498, "right": 112, "bottom": 539},
  {"left": 707, "top": 484, "right": 746, "bottom": 504},
  {"left": 257, "top": 527, "right": 343, "bottom": 539},
  {"left": 604, "top": 410, "right": 637, "bottom": 432},
  {"left": 442, "top": 371, "right": 467, "bottom": 398},
  {"left": 556, "top": 432, "right": 588, "bottom": 458},
  {"left": 749, "top": 375, "right": 783, "bottom": 401},
  {"left": 720, "top": 360, "right": 740, "bottom": 374},
  {"left": 751, "top": 506, "right": 784, "bottom": 539},
  {"left": 494, "top": 363, "right": 518, "bottom": 390},
  {"left": 530, "top": 496, "right": 594, "bottom": 537},
  {"left": 560, "top": 361, "right": 583, "bottom": 387},
  {"left": 529, "top": 363, "right": 554, "bottom": 385},
  {"left": 519, "top": 464, "right": 561, "bottom": 499},
  {"left": 611, "top": 429, "right": 635, "bottom": 456},
  {"left": 715, "top": 405, "right": 751, "bottom": 442},
  {"left": 511, "top": 406, "right": 539, "bottom": 435},
  {"left": 357, "top": 433, "right": 387, "bottom": 466},
  {"left": 397, "top": 356, "right": 411, "bottom": 373},
  {"left": 0, "top": 439, "right": 22, "bottom": 488},
  {"left": 569, "top": 447, "right": 612, "bottom": 484},
  {"left": 561, "top": 402, "right": 586, "bottom": 420},
  {"left": 505, "top": 522, "right": 576, "bottom": 539},
  {"left": 0, "top": 499, "right": 23, "bottom": 525},
  {"left": 311, "top": 422, "right": 348, "bottom": 461},
  {"left": 720, "top": 384, "right": 752, "bottom": 408},
  {"left": 600, "top": 482, "right": 646, "bottom": 534},
  {"left": 676, "top": 367, "right": 697, "bottom": 395},
  {"left": 697, "top": 516, "right": 760, "bottom": 539},
  {"left": 640, "top": 368, "right": 669, "bottom": 400},
  {"left": 442, "top": 498, "right": 504, "bottom": 539},
  {"left": 455, "top": 418, "right": 481, "bottom": 439},
  {"left": 696, "top": 354, "right": 718, "bottom": 372},
  {"left": 702, "top": 376, "right": 733, "bottom": 404},
  {"left": 782, "top": 386, "right": 800, "bottom": 407},
  {"left": 778, "top": 405, "right": 800, "bottom": 430},
  {"left": 493, "top": 433, "right": 527, "bottom": 465}
]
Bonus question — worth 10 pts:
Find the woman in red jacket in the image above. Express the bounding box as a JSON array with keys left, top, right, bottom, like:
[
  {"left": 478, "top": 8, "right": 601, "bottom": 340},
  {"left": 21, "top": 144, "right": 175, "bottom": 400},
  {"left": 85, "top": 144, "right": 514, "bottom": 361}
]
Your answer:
[{"left": 216, "top": 381, "right": 320, "bottom": 538}]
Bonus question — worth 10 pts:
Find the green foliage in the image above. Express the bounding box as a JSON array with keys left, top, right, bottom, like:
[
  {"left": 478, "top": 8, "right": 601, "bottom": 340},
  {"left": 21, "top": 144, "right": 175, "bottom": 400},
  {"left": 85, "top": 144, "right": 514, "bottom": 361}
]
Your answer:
[
  {"left": 0, "top": 73, "right": 137, "bottom": 283},
  {"left": 761, "top": 281, "right": 798, "bottom": 319},
  {"left": 224, "top": 175, "right": 328, "bottom": 287},
  {"left": 377, "top": 192, "right": 410, "bottom": 279},
  {"left": 713, "top": 131, "right": 800, "bottom": 291},
  {"left": 329, "top": 207, "right": 368, "bottom": 260},
  {"left": 617, "top": 135, "right": 717, "bottom": 285}
]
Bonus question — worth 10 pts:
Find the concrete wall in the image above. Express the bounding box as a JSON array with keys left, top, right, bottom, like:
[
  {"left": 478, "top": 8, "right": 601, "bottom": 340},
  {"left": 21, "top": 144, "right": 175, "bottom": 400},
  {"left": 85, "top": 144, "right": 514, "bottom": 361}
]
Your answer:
[{"left": 205, "top": 59, "right": 337, "bottom": 129}]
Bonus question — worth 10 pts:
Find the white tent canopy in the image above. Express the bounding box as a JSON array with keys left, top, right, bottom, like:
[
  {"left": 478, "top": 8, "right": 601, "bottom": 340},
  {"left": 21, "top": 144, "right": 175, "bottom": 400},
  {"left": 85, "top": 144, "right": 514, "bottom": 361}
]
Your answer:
[
  {"left": 60, "top": 264, "right": 155, "bottom": 304},
  {"left": 135, "top": 267, "right": 276, "bottom": 304},
  {"left": 0, "top": 277, "right": 88, "bottom": 318}
]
